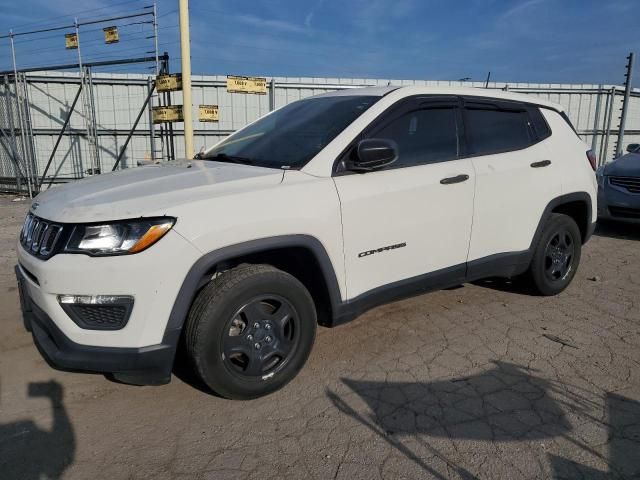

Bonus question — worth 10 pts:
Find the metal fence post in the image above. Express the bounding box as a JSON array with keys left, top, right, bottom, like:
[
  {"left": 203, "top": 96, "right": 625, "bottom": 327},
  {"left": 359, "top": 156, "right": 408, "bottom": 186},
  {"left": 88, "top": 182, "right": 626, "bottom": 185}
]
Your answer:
[
  {"left": 598, "top": 87, "right": 611, "bottom": 165},
  {"left": 9, "top": 31, "right": 33, "bottom": 197},
  {"left": 20, "top": 74, "right": 39, "bottom": 192},
  {"left": 3, "top": 74, "right": 23, "bottom": 191},
  {"left": 591, "top": 85, "right": 603, "bottom": 157},
  {"left": 147, "top": 77, "right": 156, "bottom": 162},
  {"left": 269, "top": 78, "right": 275, "bottom": 111},
  {"left": 616, "top": 52, "right": 634, "bottom": 157},
  {"left": 86, "top": 66, "right": 101, "bottom": 173},
  {"left": 603, "top": 86, "right": 617, "bottom": 164}
]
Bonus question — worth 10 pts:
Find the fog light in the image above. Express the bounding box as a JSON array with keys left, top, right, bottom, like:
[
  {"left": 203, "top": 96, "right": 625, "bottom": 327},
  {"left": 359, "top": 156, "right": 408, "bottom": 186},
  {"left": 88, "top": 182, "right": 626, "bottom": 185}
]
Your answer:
[
  {"left": 58, "top": 294, "right": 133, "bottom": 305},
  {"left": 58, "top": 294, "right": 134, "bottom": 330}
]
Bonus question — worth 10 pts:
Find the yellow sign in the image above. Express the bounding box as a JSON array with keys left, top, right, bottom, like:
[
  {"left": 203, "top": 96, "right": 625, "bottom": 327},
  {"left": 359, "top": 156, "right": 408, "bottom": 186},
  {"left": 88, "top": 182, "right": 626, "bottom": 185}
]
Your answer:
[
  {"left": 152, "top": 105, "right": 184, "bottom": 123},
  {"left": 227, "top": 75, "right": 267, "bottom": 95},
  {"left": 103, "top": 26, "right": 119, "bottom": 44},
  {"left": 199, "top": 105, "right": 219, "bottom": 122},
  {"left": 65, "top": 33, "right": 78, "bottom": 49},
  {"left": 156, "top": 74, "right": 182, "bottom": 92}
]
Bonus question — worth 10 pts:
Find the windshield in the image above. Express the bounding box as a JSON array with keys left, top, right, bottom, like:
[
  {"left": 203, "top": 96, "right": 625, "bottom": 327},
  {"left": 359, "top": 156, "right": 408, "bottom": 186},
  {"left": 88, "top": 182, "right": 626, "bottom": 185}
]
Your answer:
[{"left": 202, "top": 95, "right": 379, "bottom": 169}]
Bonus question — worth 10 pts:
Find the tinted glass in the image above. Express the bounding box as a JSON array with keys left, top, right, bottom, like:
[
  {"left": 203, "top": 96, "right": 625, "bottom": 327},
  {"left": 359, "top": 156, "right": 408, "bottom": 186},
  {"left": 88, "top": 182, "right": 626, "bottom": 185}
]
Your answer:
[
  {"left": 527, "top": 106, "right": 552, "bottom": 140},
  {"left": 465, "top": 107, "right": 533, "bottom": 156},
  {"left": 203, "top": 95, "right": 379, "bottom": 169},
  {"left": 373, "top": 107, "right": 458, "bottom": 167}
]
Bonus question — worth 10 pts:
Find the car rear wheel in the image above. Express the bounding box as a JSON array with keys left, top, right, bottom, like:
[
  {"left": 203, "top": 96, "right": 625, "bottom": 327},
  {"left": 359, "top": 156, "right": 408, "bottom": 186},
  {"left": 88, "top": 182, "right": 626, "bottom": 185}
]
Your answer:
[
  {"left": 184, "top": 264, "right": 317, "bottom": 399},
  {"left": 526, "top": 213, "right": 582, "bottom": 296}
]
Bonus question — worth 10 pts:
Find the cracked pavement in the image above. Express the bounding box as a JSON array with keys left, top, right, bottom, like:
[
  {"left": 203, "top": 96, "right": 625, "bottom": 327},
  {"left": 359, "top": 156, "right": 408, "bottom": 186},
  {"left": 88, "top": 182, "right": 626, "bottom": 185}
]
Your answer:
[{"left": 0, "top": 195, "right": 639, "bottom": 479}]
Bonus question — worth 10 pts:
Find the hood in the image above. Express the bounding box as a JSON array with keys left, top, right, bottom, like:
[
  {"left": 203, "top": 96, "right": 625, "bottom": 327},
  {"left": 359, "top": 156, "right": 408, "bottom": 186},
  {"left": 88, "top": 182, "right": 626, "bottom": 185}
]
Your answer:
[
  {"left": 604, "top": 153, "right": 640, "bottom": 177},
  {"left": 31, "top": 160, "right": 284, "bottom": 223}
]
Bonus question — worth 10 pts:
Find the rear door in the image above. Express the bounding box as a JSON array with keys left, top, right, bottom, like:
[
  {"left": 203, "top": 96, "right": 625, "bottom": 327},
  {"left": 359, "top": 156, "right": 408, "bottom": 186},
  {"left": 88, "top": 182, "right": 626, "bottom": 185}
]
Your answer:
[
  {"left": 463, "top": 98, "right": 560, "bottom": 267},
  {"left": 334, "top": 96, "right": 476, "bottom": 299}
]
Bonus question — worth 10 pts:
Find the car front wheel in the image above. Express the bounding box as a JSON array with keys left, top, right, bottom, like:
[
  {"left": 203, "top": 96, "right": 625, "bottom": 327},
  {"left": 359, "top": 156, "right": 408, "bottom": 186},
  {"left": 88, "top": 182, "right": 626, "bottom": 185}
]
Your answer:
[{"left": 184, "top": 264, "right": 317, "bottom": 399}]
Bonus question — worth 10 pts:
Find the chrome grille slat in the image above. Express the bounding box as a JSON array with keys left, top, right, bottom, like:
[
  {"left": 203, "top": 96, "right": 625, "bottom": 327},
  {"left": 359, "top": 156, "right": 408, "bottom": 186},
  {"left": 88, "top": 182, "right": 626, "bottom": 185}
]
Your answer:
[
  {"left": 40, "top": 225, "right": 62, "bottom": 256},
  {"left": 25, "top": 218, "right": 39, "bottom": 248},
  {"left": 610, "top": 176, "right": 640, "bottom": 193},
  {"left": 32, "top": 223, "right": 48, "bottom": 252},
  {"left": 19, "top": 214, "right": 63, "bottom": 259}
]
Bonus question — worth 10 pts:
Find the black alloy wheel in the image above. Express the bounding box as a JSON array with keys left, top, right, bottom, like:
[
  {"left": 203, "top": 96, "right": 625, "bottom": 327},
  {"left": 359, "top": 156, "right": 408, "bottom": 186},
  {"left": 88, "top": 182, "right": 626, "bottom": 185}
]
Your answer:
[
  {"left": 543, "top": 229, "right": 575, "bottom": 282},
  {"left": 185, "top": 264, "right": 317, "bottom": 399},
  {"left": 223, "top": 295, "right": 299, "bottom": 379},
  {"left": 527, "top": 213, "right": 582, "bottom": 296}
]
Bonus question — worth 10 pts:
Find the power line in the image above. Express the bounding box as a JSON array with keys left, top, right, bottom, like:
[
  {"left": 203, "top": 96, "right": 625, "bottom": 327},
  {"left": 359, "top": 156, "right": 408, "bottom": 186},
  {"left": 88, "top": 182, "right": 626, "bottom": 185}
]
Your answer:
[
  {"left": 5, "top": 1, "right": 153, "bottom": 31},
  {"left": 1, "top": 11, "right": 154, "bottom": 39},
  {"left": 11, "top": 22, "right": 158, "bottom": 49}
]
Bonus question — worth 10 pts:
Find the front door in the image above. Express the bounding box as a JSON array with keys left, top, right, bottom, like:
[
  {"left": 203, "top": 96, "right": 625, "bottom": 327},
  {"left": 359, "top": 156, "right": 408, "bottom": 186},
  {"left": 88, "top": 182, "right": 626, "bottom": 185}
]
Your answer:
[{"left": 334, "top": 97, "right": 476, "bottom": 299}]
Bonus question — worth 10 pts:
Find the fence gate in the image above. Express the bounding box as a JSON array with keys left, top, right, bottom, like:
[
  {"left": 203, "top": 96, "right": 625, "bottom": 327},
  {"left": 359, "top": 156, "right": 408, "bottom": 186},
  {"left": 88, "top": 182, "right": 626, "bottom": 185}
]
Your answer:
[{"left": 0, "top": 74, "right": 38, "bottom": 195}]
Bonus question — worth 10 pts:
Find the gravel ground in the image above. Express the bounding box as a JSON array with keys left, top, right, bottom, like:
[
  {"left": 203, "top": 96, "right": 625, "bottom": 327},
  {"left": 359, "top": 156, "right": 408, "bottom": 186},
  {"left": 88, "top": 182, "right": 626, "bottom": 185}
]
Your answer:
[{"left": 1, "top": 194, "right": 639, "bottom": 480}]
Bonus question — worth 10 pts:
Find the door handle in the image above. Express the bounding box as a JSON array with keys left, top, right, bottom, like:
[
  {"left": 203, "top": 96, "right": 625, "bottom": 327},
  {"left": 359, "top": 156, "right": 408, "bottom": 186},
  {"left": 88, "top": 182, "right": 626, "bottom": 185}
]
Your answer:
[
  {"left": 440, "top": 174, "right": 469, "bottom": 185},
  {"left": 531, "top": 160, "right": 552, "bottom": 168}
]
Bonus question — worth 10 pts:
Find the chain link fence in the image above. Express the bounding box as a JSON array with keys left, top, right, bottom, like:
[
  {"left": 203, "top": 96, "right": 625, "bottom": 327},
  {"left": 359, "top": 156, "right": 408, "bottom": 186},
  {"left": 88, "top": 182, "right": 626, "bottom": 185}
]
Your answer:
[{"left": 1, "top": 72, "right": 639, "bottom": 196}]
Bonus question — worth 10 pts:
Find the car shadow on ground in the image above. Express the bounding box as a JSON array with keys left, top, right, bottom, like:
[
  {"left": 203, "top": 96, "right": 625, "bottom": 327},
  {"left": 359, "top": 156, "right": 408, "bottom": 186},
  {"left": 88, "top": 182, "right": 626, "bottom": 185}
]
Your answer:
[
  {"left": 328, "top": 361, "right": 640, "bottom": 479},
  {"left": 171, "top": 350, "right": 224, "bottom": 397},
  {"left": 471, "top": 277, "right": 538, "bottom": 296},
  {"left": 594, "top": 220, "right": 640, "bottom": 241},
  {"left": 0, "top": 380, "right": 75, "bottom": 480}
]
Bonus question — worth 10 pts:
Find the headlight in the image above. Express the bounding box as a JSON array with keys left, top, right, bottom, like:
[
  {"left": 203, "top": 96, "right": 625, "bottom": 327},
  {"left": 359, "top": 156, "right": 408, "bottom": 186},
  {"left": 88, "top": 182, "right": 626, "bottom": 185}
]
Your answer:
[{"left": 64, "top": 217, "right": 175, "bottom": 256}]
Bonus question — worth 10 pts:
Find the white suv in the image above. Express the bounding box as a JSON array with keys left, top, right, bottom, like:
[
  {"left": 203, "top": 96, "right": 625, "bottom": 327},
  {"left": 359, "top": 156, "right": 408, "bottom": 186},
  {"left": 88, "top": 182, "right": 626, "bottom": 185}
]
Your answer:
[{"left": 15, "top": 86, "right": 597, "bottom": 399}]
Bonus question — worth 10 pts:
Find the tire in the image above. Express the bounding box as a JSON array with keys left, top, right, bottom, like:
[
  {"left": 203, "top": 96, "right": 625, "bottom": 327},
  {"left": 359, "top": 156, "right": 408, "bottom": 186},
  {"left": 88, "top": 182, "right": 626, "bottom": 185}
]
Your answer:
[
  {"left": 184, "top": 264, "right": 317, "bottom": 399},
  {"left": 526, "top": 213, "right": 582, "bottom": 296}
]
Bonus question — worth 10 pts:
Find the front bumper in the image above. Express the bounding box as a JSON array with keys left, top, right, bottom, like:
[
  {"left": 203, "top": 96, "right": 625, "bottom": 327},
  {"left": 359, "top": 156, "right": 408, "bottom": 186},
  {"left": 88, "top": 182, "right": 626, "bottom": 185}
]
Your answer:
[
  {"left": 16, "top": 265, "right": 177, "bottom": 385},
  {"left": 598, "top": 179, "right": 640, "bottom": 224},
  {"left": 14, "top": 226, "right": 202, "bottom": 385}
]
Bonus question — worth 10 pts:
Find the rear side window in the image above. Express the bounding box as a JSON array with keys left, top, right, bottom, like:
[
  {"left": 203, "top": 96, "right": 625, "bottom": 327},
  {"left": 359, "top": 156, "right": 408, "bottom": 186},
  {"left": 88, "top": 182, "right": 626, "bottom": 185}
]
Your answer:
[
  {"left": 527, "top": 106, "right": 552, "bottom": 141},
  {"left": 464, "top": 104, "right": 533, "bottom": 156},
  {"left": 373, "top": 107, "right": 458, "bottom": 167}
]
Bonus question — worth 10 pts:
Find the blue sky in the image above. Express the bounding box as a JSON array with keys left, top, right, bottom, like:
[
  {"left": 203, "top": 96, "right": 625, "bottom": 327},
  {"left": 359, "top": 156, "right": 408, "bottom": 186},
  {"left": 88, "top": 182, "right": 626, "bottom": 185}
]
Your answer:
[{"left": 1, "top": 0, "right": 638, "bottom": 85}]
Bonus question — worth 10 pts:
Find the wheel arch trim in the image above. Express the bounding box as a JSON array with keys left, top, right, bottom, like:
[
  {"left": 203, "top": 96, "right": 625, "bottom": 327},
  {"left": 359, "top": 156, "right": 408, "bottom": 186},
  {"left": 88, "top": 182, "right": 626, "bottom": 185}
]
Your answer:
[
  {"left": 531, "top": 191, "right": 594, "bottom": 249},
  {"left": 162, "top": 235, "right": 343, "bottom": 344}
]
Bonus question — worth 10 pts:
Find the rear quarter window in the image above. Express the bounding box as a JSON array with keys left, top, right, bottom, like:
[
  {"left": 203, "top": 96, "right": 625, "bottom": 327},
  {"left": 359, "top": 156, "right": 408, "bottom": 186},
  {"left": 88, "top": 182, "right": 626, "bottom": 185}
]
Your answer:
[{"left": 527, "top": 106, "right": 552, "bottom": 141}]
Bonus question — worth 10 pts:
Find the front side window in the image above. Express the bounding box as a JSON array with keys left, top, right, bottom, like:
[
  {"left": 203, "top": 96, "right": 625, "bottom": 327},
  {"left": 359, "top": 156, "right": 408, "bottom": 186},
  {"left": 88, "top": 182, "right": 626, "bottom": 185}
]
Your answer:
[
  {"left": 371, "top": 107, "right": 459, "bottom": 168},
  {"left": 464, "top": 104, "right": 534, "bottom": 156},
  {"left": 202, "top": 95, "right": 379, "bottom": 169}
]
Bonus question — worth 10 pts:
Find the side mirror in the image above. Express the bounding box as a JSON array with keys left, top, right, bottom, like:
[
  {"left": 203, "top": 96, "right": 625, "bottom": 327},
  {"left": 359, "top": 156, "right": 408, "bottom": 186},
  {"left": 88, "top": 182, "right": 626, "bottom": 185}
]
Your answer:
[
  {"left": 351, "top": 138, "right": 398, "bottom": 172},
  {"left": 627, "top": 143, "right": 640, "bottom": 153},
  {"left": 194, "top": 146, "right": 206, "bottom": 159}
]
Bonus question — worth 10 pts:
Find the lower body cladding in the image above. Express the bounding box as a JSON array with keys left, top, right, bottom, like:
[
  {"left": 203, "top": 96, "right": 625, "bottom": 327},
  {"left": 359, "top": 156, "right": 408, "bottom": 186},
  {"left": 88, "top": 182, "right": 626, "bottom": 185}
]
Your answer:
[
  {"left": 598, "top": 183, "right": 640, "bottom": 223},
  {"left": 15, "top": 230, "right": 202, "bottom": 385}
]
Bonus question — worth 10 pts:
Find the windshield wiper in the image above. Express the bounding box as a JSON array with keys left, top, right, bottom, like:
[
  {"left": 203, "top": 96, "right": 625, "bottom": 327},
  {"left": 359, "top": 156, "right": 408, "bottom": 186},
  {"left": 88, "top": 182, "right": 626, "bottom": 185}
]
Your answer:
[{"left": 204, "top": 153, "right": 256, "bottom": 165}]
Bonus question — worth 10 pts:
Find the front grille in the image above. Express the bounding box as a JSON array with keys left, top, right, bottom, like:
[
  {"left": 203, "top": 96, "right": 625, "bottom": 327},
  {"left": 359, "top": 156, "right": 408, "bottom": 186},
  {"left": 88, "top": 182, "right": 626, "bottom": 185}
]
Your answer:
[
  {"left": 20, "top": 214, "right": 63, "bottom": 259},
  {"left": 609, "top": 206, "right": 640, "bottom": 219},
  {"left": 610, "top": 176, "right": 640, "bottom": 194}
]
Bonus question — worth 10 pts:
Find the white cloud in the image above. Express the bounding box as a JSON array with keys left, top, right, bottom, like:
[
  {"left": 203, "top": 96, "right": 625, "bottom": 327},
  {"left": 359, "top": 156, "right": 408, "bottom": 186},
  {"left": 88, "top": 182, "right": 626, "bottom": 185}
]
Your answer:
[
  {"left": 304, "top": 0, "right": 325, "bottom": 27},
  {"left": 499, "top": 0, "right": 545, "bottom": 22},
  {"left": 235, "top": 13, "right": 307, "bottom": 34}
]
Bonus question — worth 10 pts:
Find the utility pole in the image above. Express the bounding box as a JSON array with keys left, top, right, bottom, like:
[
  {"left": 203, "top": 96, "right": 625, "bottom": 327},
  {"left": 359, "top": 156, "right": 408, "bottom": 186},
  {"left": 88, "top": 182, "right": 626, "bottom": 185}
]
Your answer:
[{"left": 179, "top": 0, "right": 194, "bottom": 159}]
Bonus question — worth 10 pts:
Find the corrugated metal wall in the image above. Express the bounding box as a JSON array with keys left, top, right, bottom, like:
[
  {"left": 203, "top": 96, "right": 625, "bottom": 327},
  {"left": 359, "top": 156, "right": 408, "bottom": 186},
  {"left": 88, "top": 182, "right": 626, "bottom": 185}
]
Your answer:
[{"left": 2, "top": 72, "right": 639, "bottom": 187}]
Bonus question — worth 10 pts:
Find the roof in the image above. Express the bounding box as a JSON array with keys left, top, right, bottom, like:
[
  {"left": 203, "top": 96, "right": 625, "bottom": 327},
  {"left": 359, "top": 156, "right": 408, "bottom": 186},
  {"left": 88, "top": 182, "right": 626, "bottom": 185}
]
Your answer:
[{"left": 316, "top": 85, "right": 564, "bottom": 112}]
